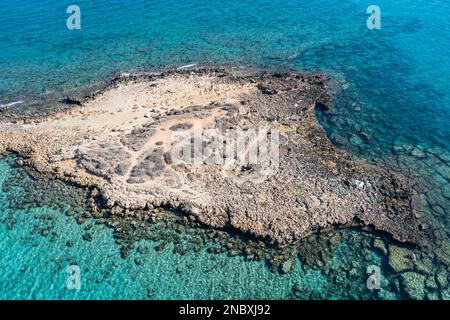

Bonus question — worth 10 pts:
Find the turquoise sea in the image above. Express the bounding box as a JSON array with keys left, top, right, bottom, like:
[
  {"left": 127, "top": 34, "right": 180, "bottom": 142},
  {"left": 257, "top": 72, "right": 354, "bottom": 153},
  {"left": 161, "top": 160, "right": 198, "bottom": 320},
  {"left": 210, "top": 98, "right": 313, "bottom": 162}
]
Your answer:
[{"left": 0, "top": 0, "right": 449, "bottom": 299}]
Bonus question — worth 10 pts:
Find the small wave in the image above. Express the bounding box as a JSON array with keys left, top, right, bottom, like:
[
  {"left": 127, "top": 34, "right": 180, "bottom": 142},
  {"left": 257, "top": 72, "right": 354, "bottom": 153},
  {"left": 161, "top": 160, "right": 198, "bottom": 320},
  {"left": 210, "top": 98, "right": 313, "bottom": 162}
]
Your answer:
[
  {"left": 177, "top": 63, "right": 198, "bottom": 70},
  {"left": 0, "top": 100, "right": 24, "bottom": 109}
]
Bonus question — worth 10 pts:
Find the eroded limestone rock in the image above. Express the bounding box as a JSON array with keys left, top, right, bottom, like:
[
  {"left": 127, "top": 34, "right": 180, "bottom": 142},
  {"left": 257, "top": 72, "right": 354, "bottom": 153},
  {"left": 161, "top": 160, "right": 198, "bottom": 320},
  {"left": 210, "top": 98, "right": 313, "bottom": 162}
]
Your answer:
[
  {"left": 389, "top": 245, "right": 414, "bottom": 273},
  {"left": 0, "top": 67, "right": 431, "bottom": 246},
  {"left": 400, "top": 272, "right": 426, "bottom": 300}
]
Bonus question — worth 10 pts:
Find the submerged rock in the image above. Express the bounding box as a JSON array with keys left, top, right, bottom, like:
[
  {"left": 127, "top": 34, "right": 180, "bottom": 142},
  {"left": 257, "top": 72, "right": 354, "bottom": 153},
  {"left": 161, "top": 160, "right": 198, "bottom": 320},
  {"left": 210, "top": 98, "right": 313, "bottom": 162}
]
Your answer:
[
  {"left": 388, "top": 245, "right": 413, "bottom": 273},
  {"left": 434, "top": 241, "right": 450, "bottom": 267},
  {"left": 425, "top": 276, "right": 438, "bottom": 290},
  {"left": 441, "top": 185, "right": 450, "bottom": 200},
  {"left": 436, "top": 269, "right": 448, "bottom": 289},
  {"left": 400, "top": 272, "right": 425, "bottom": 300},
  {"left": 414, "top": 257, "right": 433, "bottom": 275},
  {"left": 280, "top": 259, "right": 295, "bottom": 274},
  {"left": 373, "top": 239, "right": 387, "bottom": 255},
  {"left": 147, "top": 288, "right": 157, "bottom": 298},
  {"left": 441, "top": 288, "right": 450, "bottom": 300},
  {"left": 60, "top": 96, "right": 82, "bottom": 106},
  {"left": 410, "top": 147, "right": 426, "bottom": 159},
  {"left": 82, "top": 233, "right": 93, "bottom": 241}
]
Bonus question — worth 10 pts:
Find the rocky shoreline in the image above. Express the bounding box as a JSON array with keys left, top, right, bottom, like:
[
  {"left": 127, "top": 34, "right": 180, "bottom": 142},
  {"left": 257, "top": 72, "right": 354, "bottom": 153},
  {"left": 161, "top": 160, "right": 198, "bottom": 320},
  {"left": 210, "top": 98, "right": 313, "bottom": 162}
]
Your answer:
[
  {"left": 0, "top": 67, "right": 432, "bottom": 247},
  {"left": 1, "top": 156, "right": 448, "bottom": 299}
]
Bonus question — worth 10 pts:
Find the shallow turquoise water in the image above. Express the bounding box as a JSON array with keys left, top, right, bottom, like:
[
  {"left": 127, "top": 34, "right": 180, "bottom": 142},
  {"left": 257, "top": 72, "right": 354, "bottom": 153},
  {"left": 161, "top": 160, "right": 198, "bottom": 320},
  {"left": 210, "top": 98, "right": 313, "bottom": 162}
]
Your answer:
[
  {"left": 1, "top": 0, "right": 449, "bottom": 157},
  {"left": 0, "top": 157, "right": 387, "bottom": 299},
  {"left": 0, "top": 0, "right": 449, "bottom": 299}
]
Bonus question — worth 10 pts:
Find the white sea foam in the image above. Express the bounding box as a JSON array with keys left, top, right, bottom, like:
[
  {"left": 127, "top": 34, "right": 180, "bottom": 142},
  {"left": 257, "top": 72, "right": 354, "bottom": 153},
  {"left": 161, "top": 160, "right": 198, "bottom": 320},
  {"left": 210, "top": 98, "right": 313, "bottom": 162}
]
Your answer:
[
  {"left": 177, "top": 63, "right": 198, "bottom": 70},
  {"left": 0, "top": 100, "right": 24, "bottom": 108}
]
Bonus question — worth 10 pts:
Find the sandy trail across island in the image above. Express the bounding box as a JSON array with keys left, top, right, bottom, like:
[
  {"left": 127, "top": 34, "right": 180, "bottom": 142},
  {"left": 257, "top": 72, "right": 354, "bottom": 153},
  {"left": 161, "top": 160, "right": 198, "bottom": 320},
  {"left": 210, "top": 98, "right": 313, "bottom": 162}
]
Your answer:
[{"left": 48, "top": 74, "right": 253, "bottom": 185}]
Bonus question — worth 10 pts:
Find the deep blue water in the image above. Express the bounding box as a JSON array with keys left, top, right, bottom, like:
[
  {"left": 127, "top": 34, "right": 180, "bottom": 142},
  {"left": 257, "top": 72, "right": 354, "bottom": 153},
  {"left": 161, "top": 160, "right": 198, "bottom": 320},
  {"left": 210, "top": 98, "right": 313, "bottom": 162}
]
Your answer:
[{"left": 0, "top": 0, "right": 449, "bottom": 299}]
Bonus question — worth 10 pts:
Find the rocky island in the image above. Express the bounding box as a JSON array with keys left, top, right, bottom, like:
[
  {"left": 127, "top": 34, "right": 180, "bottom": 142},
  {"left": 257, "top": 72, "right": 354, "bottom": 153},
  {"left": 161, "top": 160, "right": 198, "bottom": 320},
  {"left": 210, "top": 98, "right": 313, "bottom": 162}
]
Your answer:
[{"left": 0, "top": 67, "right": 430, "bottom": 246}]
